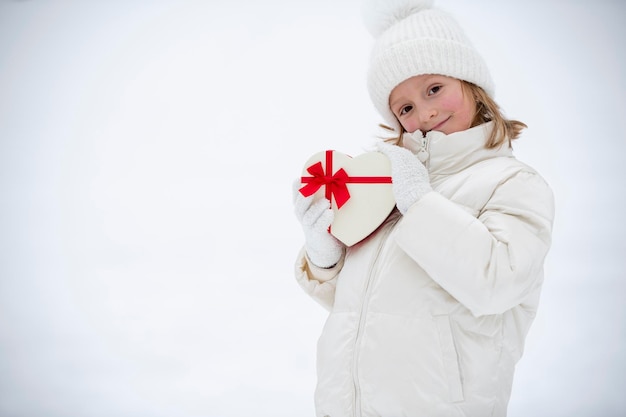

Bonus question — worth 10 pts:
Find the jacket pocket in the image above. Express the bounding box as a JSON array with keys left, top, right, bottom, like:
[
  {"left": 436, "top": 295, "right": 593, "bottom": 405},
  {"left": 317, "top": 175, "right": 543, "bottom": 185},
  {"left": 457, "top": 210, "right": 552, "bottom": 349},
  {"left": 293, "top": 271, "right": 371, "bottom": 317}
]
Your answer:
[{"left": 435, "top": 315, "right": 464, "bottom": 403}]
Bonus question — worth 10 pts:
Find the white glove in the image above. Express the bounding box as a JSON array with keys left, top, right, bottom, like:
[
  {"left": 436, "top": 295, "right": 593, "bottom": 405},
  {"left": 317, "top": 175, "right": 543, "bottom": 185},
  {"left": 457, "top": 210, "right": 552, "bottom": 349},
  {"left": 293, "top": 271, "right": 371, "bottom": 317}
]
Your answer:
[
  {"left": 376, "top": 142, "right": 432, "bottom": 214},
  {"left": 293, "top": 182, "right": 345, "bottom": 268}
]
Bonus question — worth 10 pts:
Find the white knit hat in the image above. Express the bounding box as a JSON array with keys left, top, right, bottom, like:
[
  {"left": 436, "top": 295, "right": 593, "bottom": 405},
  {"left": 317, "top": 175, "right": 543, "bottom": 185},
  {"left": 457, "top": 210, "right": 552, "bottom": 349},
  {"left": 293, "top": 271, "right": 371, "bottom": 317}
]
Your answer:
[{"left": 363, "top": 0, "right": 495, "bottom": 131}]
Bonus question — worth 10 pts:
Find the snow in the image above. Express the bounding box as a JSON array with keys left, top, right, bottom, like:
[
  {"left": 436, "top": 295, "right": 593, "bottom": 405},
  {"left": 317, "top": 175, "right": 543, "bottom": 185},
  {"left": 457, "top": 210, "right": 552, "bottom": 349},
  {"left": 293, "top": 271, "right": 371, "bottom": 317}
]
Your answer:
[{"left": 0, "top": 0, "right": 624, "bottom": 416}]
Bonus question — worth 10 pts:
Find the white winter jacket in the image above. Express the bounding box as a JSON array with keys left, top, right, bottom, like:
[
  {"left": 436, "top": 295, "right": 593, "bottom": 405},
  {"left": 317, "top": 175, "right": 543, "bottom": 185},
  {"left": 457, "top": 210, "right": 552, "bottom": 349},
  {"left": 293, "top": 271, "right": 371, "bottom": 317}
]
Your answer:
[{"left": 295, "top": 123, "right": 555, "bottom": 417}]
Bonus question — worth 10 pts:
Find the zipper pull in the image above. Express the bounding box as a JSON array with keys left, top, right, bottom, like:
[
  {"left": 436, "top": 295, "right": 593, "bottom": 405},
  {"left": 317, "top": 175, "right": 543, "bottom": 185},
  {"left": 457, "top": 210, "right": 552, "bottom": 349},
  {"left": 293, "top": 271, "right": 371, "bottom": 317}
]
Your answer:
[{"left": 417, "top": 137, "right": 430, "bottom": 163}]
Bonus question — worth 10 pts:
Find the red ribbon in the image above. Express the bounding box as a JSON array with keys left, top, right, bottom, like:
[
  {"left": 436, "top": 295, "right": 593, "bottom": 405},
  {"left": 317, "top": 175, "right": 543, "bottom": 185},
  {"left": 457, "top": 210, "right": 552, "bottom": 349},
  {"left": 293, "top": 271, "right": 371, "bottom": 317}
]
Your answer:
[{"left": 299, "top": 150, "right": 392, "bottom": 209}]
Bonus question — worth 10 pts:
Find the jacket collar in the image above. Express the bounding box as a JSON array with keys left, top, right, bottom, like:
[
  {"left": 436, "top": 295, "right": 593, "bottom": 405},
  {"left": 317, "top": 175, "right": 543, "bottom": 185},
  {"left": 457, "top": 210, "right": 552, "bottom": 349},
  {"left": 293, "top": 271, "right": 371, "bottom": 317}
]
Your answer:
[{"left": 402, "top": 122, "right": 514, "bottom": 182}]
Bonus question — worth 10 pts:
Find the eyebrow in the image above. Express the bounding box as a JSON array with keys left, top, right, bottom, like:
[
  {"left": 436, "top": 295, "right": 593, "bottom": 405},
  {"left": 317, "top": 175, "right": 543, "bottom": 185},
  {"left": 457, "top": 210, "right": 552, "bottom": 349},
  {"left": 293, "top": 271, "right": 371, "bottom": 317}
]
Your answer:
[{"left": 389, "top": 96, "right": 407, "bottom": 113}]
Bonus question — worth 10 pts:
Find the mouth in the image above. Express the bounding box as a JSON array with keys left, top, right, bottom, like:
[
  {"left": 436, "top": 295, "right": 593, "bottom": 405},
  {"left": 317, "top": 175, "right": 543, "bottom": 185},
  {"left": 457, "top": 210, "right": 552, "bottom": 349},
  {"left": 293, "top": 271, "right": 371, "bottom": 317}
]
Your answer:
[{"left": 430, "top": 116, "right": 451, "bottom": 132}]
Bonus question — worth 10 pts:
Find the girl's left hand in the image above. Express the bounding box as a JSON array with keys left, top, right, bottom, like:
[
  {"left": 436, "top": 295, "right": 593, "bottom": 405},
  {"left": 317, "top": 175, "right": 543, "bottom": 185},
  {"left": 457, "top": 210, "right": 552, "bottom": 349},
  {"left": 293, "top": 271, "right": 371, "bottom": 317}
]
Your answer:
[{"left": 376, "top": 142, "right": 432, "bottom": 214}]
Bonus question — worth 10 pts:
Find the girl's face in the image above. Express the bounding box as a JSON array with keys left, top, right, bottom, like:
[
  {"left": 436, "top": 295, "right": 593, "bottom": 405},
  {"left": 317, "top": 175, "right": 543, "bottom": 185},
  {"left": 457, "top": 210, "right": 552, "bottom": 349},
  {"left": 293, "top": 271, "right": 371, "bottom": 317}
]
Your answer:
[{"left": 389, "top": 74, "right": 476, "bottom": 136}]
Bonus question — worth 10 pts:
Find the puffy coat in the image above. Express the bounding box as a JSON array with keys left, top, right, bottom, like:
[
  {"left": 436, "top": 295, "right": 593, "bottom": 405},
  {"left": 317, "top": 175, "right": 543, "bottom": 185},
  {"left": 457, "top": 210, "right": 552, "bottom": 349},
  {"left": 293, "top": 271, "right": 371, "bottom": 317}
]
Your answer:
[{"left": 294, "top": 122, "right": 555, "bottom": 417}]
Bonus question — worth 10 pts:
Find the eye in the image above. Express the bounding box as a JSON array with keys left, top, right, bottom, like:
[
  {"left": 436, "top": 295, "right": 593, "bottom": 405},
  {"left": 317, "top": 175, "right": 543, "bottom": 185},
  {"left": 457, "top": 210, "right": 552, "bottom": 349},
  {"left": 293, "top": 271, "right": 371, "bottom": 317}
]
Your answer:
[
  {"left": 399, "top": 105, "right": 413, "bottom": 116},
  {"left": 428, "top": 85, "right": 442, "bottom": 96}
]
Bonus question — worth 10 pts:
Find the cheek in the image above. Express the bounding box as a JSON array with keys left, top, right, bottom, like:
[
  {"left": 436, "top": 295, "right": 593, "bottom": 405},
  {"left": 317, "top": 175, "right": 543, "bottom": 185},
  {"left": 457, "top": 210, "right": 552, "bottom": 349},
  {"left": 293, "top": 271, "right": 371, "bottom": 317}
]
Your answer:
[
  {"left": 441, "top": 94, "right": 467, "bottom": 113},
  {"left": 446, "top": 95, "right": 475, "bottom": 126},
  {"left": 401, "top": 119, "right": 419, "bottom": 133}
]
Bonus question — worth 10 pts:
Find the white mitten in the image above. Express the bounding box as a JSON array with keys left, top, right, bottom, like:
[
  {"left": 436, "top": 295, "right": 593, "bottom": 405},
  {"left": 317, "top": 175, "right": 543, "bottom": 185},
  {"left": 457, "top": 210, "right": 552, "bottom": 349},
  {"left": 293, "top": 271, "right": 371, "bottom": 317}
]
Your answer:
[
  {"left": 376, "top": 142, "right": 432, "bottom": 214},
  {"left": 293, "top": 182, "right": 345, "bottom": 268}
]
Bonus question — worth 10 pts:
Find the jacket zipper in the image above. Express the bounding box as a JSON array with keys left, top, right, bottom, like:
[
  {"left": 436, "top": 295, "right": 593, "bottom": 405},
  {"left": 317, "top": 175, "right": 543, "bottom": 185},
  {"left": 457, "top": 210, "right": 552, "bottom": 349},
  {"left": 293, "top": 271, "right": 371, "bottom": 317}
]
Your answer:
[
  {"left": 351, "top": 219, "right": 398, "bottom": 417},
  {"left": 416, "top": 134, "right": 431, "bottom": 168}
]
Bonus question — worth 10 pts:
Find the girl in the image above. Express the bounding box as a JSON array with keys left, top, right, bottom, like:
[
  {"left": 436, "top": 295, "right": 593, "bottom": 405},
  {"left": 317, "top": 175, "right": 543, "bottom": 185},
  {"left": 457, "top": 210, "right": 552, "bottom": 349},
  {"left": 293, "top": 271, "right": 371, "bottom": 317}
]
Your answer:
[{"left": 292, "top": 1, "right": 554, "bottom": 416}]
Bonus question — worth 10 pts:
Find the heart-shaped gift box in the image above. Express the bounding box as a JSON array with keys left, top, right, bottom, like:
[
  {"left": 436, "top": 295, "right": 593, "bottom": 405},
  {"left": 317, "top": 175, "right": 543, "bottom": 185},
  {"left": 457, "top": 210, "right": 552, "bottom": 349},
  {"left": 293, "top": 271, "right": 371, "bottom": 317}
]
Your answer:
[{"left": 299, "top": 150, "right": 396, "bottom": 247}]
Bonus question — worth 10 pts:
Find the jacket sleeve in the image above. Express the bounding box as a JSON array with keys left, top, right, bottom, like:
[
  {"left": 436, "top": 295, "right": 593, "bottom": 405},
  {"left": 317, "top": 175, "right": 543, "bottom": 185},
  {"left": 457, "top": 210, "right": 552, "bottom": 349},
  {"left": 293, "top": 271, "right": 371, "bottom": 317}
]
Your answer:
[
  {"left": 294, "top": 247, "right": 344, "bottom": 311},
  {"left": 394, "top": 170, "right": 554, "bottom": 317}
]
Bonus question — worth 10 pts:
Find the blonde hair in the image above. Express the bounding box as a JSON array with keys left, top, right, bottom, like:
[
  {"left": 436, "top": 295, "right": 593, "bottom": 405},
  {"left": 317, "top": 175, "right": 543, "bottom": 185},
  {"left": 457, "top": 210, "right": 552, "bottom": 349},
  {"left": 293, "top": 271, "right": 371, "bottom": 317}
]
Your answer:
[{"left": 382, "top": 81, "right": 526, "bottom": 149}]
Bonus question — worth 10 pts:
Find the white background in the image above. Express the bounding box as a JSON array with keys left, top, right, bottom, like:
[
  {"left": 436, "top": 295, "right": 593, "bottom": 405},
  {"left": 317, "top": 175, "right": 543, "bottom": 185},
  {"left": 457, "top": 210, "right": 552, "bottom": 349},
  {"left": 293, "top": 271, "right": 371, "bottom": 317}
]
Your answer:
[{"left": 0, "top": 0, "right": 624, "bottom": 416}]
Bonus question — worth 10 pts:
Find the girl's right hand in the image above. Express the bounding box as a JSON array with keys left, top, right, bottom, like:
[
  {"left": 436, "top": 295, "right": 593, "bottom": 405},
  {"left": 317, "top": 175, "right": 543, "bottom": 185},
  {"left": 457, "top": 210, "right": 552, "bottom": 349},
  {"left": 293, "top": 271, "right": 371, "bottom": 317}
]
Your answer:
[{"left": 293, "top": 181, "right": 345, "bottom": 268}]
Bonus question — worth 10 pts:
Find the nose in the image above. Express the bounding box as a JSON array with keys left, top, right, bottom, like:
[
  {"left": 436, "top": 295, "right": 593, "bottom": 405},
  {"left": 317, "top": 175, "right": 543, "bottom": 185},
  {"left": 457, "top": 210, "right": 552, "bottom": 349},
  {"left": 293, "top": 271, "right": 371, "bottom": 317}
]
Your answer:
[
  {"left": 400, "top": 106, "right": 437, "bottom": 134},
  {"left": 419, "top": 107, "right": 437, "bottom": 127}
]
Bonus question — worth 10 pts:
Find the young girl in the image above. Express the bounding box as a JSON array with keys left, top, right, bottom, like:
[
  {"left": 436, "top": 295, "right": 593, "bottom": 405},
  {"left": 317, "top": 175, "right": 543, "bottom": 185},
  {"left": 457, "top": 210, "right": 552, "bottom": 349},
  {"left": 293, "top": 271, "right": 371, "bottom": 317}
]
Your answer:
[{"left": 292, "top": 1, "right": 554, "bottom": 416}]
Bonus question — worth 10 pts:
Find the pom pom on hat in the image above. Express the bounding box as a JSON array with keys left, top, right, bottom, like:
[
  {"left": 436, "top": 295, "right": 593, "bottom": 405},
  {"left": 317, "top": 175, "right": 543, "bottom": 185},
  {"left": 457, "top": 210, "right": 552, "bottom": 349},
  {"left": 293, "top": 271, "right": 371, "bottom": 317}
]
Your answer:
[
  {"left": 362, "top": 0, "right": 434, "bottom": 37},
  {"left": 363, "top": 0, "right": 495, "bottom": 131}
]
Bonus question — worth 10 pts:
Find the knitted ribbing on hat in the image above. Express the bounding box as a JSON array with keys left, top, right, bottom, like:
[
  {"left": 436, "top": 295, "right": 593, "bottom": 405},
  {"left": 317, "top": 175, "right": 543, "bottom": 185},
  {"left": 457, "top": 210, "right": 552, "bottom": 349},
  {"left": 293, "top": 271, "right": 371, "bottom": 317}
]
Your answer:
[{"left": 362, "top": 0, "right": 494, "bottom": 131}]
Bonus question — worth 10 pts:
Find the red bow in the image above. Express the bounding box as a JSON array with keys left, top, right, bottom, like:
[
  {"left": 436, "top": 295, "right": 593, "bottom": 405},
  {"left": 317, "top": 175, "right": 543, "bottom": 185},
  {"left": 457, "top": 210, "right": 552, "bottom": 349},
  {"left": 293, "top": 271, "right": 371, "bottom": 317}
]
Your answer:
[{"left": 299, "top": 150, "right": 392, "bottom": 209}]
